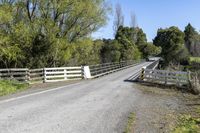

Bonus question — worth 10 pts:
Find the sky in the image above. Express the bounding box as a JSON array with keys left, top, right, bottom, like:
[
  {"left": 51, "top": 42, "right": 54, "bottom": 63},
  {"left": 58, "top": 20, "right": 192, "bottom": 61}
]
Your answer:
[{"left": 92, "top": 0, "right": 200, "bottom": 42}]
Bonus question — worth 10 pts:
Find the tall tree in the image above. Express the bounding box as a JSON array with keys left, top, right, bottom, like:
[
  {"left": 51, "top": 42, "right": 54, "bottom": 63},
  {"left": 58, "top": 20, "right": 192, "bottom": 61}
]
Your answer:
[
  {"left": 0, "top": 0, "right": 110, "bottom": 68},
  {"left": 153, "top": 26, "right": 188, "bottom": 65},
  {"left": 115, "top": 26, "right": 142, "bottom": 60},
  {"left": 100, "top": 39, "right": 121, "bottom": 63},
  {"left": 113, "top": 3, "right": 124, "bottom": 36},
  {"left": 184, "top": 23, "right": 200, "bottom": 56},
  {"left": 130, "top": 12, "right": 137, "bottom": 28}
]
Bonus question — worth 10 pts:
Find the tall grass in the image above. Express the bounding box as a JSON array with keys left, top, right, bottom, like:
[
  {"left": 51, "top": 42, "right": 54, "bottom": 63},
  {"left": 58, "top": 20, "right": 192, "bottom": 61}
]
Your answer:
[
  {"left": 0, "top": 80, "right": 29, "bottom": 96},
  {"left": 190, "top": 57, "right": 200, "bottom": 63}
]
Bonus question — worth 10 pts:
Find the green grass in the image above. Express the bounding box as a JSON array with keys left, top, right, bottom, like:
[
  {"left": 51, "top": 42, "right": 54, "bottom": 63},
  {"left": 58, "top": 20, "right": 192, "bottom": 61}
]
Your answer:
[
  {"left": 0, "top": 80, "right": 29, "bottom": 96},
  {"left": 173, "top": 115, "right": 200, "bottom": 133},
  {"left": 123, "top": 112, "right": 136, "bottom": 133},
  {"left": 190, "top": 57, "right": 200, "bottom": 63}
]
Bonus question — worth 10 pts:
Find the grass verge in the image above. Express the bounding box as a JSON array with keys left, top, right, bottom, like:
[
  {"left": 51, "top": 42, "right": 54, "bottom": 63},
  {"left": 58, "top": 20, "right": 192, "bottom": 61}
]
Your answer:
[
  {"left": 0, "top": 80, "right": 29, "bottom": 96},
  {"left": 124, "top": 112, "right": 136, "bottom": 133},
  {"left": 173, "top": 115, "right": 200, "bottom": 133}
]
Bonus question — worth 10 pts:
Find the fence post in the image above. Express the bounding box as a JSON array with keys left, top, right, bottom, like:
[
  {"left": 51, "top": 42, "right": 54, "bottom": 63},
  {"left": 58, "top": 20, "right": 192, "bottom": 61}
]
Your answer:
[
  {"left": 140, "top": 67, "right": 146, "bottom": 80},
  {"left": 43, "top": 68, "right": 47, "bottom": 83},
  {"left": 187, "top": 70, "right": 191, "bottom": 82},
  {"left": 165, "top": 71, "right": 168, "bottom": 85},
  {"left": 64, "top": 68, "right": 67, "bottom": 80},
  {"left": 83, "top": 66, "right": 92, "bottom": 79},
  {"left": 26, "top": 69, "right": 30, "bottom": 82},
  {"left": 187, "top": 70, "right": 191, "bottom": 88}
]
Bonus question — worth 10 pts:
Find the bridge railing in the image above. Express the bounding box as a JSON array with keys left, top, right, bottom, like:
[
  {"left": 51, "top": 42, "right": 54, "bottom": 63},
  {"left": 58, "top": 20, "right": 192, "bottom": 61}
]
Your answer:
[
  {"left": 29, "top": 69, "right": 44, "bottom": 83},
  {"left": 44, "top": 67, "right": 83, "bottom": 83},
  {"left": 0, "top": 68, "right": 29, "bottom": 81},
  {"left": 140, "top": 68, "right": 189, "bottom": 86},
  {"left": 0, "top": 60, "right": 146, "bottom": 83},
  {"left": 0, "top": 67, "right": 83, "bottom": 83},
  {"left": 89, "top": 60, "right": 144, "bottom": 78}
]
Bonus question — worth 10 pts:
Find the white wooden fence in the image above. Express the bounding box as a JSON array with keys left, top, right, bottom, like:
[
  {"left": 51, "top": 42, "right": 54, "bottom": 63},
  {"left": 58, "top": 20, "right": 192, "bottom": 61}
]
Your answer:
[
  {"left": 141, "top": 68, "right": 190, "bottom": 86},
  {"left": 29, "top": 69, "right": 44, "bottom": 83},
  {"left": 0, "top": 60, "right": 145, "bottom": 83},
  {"left": 44, "top": 67, "right": 83, "bottom": 82},
  {"left": 0, "top": 67, "right": 83, "bottom": 83}
]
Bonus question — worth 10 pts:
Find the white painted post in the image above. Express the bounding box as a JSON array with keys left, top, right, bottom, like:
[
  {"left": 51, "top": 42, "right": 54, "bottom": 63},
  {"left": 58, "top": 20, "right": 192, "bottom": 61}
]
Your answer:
[
  {"left": 64, "top": 68, "right": 67, "bottom": 80},
  {"left": 83, "top": 66, "right": 92, "bottom": 79},
  {"left": 26, "top": 69, "right": 30, "bottom": 82}
]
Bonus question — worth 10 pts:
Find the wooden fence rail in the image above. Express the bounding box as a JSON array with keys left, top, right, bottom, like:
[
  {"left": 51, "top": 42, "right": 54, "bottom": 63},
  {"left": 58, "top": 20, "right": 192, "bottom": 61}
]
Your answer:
[
  {"left": 0, "top": 68, "right": 29, "bottom": 81},
  {"left": 141, "top": 68, "right": 190, "bottom": 86},
  {"left": 29, "top": 69, "right": 44, "bottom": 83},
  {"left": 0, "top": 67, "right": 83, "bottom": 83},
  {"left": 44, "top": 67, "right": 83, "bottom": 83},
  {"left": 0, "top": 60, "right": 146, "bottom": 83},
  {"left": 89, "top": 60, "right": 144, "bottom": 78}
]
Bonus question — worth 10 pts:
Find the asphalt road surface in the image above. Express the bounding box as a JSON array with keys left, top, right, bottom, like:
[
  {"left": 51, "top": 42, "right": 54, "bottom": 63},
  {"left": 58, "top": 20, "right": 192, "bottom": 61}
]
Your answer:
[{"left": 0, "top": 62, "right": 152, "bottom": 133}]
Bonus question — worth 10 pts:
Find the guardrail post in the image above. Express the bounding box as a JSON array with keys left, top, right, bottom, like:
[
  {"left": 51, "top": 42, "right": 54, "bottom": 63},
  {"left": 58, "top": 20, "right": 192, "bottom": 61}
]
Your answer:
[
  {"left": 43, "top": 68, "right": 47, "bottom": 83},
  {"left": 140, "top": 67, "right": 146, "bottom": 80},
  {"left": 83, "top": 66, "right": 92, "bottom": 79}
]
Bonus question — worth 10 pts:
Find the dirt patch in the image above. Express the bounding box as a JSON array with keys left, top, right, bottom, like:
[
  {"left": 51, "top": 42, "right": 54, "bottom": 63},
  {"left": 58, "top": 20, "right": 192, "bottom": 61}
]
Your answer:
[{"left": 132, "top": 83, "right": 200, "bottom": 133}]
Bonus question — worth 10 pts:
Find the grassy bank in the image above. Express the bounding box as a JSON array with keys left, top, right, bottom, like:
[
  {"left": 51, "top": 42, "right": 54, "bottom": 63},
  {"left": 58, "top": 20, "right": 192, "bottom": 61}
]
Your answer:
[
  {"left": 0, "top": 80, "right": 29, "bottom": 96},
  {"left": 173, "top": 97, "right": 200, "bottom": 133},
  {"left": 173, "top": 114, "right": 200, "bottom": 133},
  {"left": 124, "top": 112, "right": 136, "bottom": 133}
]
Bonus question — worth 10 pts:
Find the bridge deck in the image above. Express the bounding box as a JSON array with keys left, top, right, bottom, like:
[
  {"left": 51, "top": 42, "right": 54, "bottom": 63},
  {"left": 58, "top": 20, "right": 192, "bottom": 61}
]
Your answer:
[{"left": 0, "top": 62, "right": 152, "bottom": 133}]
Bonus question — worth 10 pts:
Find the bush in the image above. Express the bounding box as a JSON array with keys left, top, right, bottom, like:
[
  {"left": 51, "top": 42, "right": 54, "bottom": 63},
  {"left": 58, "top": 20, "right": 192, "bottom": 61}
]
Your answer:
[{"left": 0, "top": 80, "right": 28, "bottom": 96}]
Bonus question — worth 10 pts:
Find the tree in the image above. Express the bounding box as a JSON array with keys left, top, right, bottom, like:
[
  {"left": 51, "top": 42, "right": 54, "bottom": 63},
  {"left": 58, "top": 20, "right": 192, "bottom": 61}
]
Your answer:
[
  {"left": 141, "top": 43, "right": 161, "bottom": 58},
  {"left": 134, "top": 27, "right": 147, "bottom": 47},
  {"left": 0, "top": 0, "right": 110, "bottom": 68},
  {"left": 100, "top": 39, "right": 121, "bottom": 63},
  {"left": 153, "top": 26, "right": 188, "bottom": 65},
  {"left": 115, "top": 26, "right": 142, "bottom": 60},
  {"left": 113, "top": 3, "right": 124, "bottom": 36},
  {"left": 184, "top": 23, "right": 200, "bottom": 56},
  {"left": 130, "top": 12, "right": 137, "bottom": 28}
]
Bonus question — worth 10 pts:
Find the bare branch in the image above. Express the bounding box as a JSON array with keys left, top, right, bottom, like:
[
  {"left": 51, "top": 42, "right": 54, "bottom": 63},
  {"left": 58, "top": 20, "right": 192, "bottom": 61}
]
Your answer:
[{"left": 113, "top": 3, "right": 124, "bottom": 35}]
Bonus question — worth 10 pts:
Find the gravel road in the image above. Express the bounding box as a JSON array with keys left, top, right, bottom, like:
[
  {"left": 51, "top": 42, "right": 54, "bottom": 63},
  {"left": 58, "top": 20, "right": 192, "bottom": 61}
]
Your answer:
[{"left": 0, "top": 62, "right": 179, "bottom": 133}]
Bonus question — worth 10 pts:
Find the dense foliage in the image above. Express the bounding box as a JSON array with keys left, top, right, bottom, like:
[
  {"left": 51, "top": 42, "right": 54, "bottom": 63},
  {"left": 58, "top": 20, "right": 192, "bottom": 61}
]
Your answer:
[
  {"left": 184, "top": 23, "right": 200, "bottom": 57},
  {"left": 115, "top": 26, "right": 161, "bottom": 60},
  {"left": 0, "top": 0, "right": 109, "bottom": 68},
  {"left": 0, "top": 1, "right": 162, "bottom": 69},
  {"left": 153, "top": 26, "right": 189, "bottom": 65},
  {"left": 153, "top": 24, "right": 200, "bottom": 67}
]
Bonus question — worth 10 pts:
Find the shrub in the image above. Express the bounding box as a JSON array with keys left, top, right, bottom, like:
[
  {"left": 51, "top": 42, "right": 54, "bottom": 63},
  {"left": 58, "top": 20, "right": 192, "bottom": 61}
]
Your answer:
[{"left": 0, "top": 80, "right": 28, "bottom": 96}]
